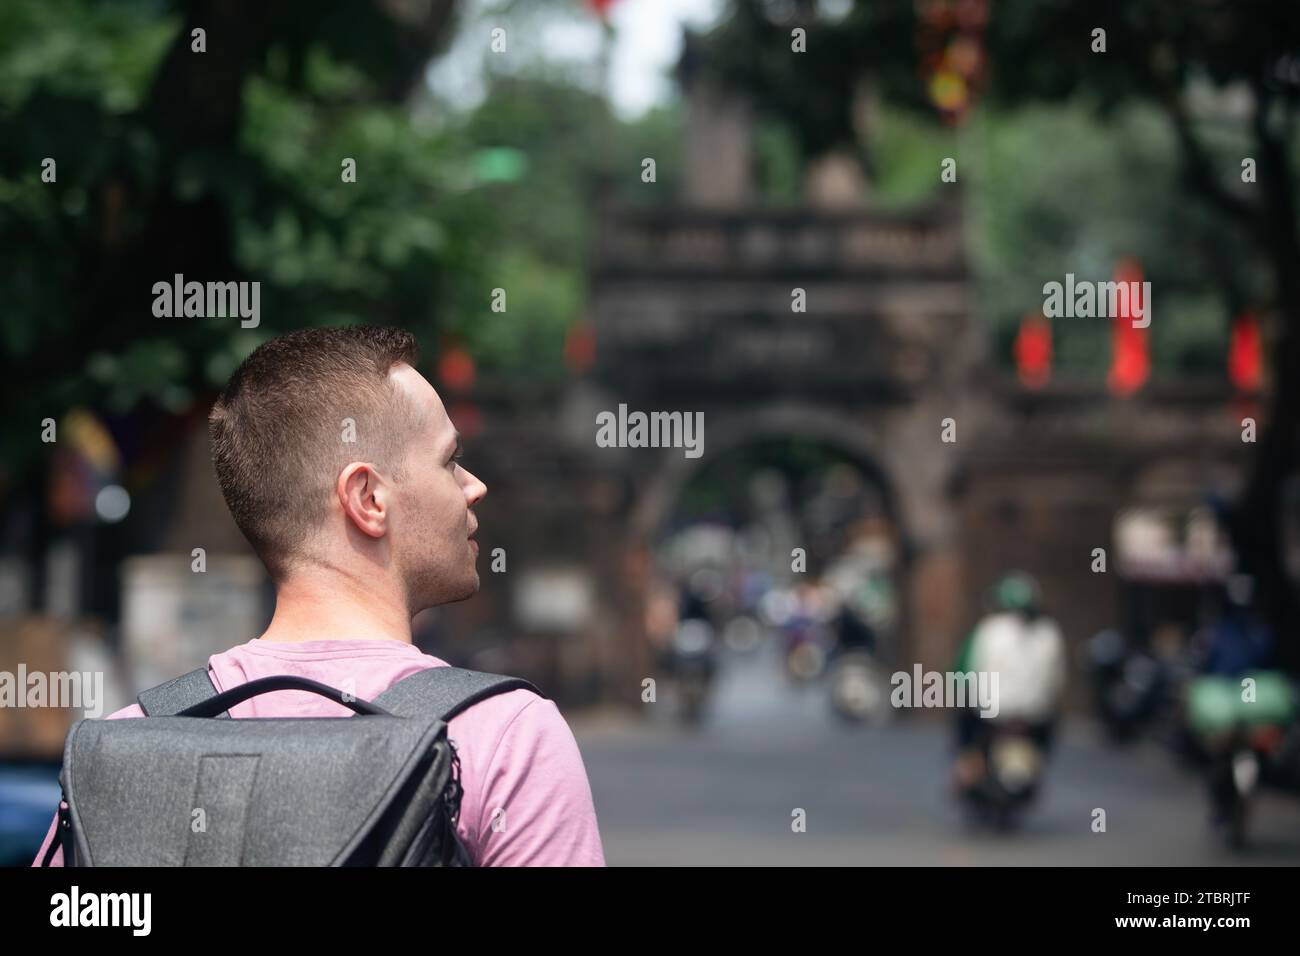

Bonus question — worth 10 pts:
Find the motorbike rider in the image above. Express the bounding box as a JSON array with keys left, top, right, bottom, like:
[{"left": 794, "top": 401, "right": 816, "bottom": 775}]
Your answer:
[
  {"left": 951, "top": 572, "right": 1068, "bottom": 791},
  {"left": 1186, "top": 573, "right": 1293, "bottom": 836}
]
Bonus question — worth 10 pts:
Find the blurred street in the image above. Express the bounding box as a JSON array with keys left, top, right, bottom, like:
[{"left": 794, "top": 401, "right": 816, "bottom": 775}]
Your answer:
[{"left": 575, "top": 640, "right": 1300, "bottom": 866}]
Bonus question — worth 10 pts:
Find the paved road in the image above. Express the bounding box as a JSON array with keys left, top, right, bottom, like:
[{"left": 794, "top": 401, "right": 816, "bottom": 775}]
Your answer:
[{"left": 571, "top": 639, "right": 1300, "bottom": 866}]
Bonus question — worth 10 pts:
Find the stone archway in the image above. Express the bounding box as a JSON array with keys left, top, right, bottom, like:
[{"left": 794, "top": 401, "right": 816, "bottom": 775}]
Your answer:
[
  {"left": 622, "top": 401, "right": 914, "bottom": 673},
  {"left": 630, "top": 401, "right": 902, "bottom": 539}
]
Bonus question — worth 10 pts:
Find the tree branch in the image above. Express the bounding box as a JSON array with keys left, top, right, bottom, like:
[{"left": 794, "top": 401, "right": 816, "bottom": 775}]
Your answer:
[{"left": 1155, "top": 80, "right": 1258, "bottom": 228}]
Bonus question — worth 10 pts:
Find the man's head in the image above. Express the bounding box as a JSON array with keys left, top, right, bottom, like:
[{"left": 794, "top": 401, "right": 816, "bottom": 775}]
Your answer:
[
  {"left": 209, "top": 327, "right": 485, "bottom": 611},
  {"left": 991, "top": 571, "right": 1044, "bottom": 621}
]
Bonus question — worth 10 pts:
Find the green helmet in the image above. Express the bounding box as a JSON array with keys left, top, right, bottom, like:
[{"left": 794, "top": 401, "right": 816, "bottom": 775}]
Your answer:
[{"left": 991, "top": 572, "right": 1041, "bottom": 613}]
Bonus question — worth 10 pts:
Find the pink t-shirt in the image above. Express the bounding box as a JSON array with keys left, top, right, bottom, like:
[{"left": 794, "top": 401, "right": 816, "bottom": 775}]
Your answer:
[{"left": 32, "top": 638, "right": 605, "bottom": 867}]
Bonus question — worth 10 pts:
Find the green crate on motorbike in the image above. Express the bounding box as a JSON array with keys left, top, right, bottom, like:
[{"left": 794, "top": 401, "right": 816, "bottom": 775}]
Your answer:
[{"left": 1185, "top": 670, "right": 1296, "bottom": 739}]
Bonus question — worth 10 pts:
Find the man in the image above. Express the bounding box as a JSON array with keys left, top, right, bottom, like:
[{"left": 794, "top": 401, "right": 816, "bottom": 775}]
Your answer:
[
  {"left": 34, "top": 326, "right": 605, "bottom": 866},
  {"left": 951, "top": 572, "right": 1067, "bottom": 789}
]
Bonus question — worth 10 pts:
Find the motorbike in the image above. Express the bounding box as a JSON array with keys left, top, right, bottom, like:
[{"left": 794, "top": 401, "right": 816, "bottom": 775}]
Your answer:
[
  {"left": 669, "top": 617, "right": 718, "bottom": 726},
  {"left": 824, "top": 607, "right": 890, "bottom": 724},
  {"left": 1084, "top": 628, "right": 1171, "bottom": 743},
  {"left": 1206, "top": 725, "right": 1278, "bottom": 849},
  {"left": 826, "top": 649, "right": 888, "bottom": 723},
  {"left": 776, "top": 610, "right": 823, "bottom": 684},
  {"left": 955, "top": 717, "right": 1047, "bottom": 830},
  {"left": 1186, "top": 671, "right": 1300, "bottom": 850}
]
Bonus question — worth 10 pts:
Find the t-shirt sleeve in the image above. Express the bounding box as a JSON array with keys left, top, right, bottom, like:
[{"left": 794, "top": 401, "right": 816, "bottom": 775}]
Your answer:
[
  {"left": 470, "top": 696, "right": 606, "bottom": 867},
  {"left": 31, "top": 811, "right": 63, "bottom": 867}
]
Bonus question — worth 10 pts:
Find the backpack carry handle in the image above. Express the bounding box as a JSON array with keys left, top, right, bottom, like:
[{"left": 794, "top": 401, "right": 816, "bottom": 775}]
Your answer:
[{"left": 174, "top": 675, "right": 395, "bottom": 718}]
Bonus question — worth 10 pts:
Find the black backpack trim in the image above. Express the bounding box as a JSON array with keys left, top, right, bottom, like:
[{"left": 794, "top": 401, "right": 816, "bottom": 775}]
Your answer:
[{"left": 135, "top": 663, "right": 538, "bottom": 721}]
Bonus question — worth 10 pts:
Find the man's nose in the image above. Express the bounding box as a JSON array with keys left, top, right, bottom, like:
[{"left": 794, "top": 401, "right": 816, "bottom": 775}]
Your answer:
[{"left": 462, "top": 467, "right": 487, "bottom": 505}]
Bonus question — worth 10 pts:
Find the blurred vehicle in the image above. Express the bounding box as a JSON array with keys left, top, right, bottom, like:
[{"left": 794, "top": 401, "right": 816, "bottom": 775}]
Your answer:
[
  {"left": 669, "top": 616, "right": 717, "bottom": 726},
  {"left": 820, "top": 532, "right": 897, "bottom": 723},
  {"left": 1084, "top": 628, "right": 1172, "bottom": 743},
  {"left": 663, "top": 574, "right": 723, "bottom": 727},
  {"left": 825, "top": 605, "right": 890, "bottom": 724},
  {"left": 1180, "top": 574, "right": 1299, "bottom": 848},
  {"left": 955, "top": 718, "right": 1047, "bottom": 830},
  {"left": 951, "top": 572, "right": 1066, "bottom": 829},
  {"left": 720, "top": 613, "right": 765, "bottom": 654},
  {"left": 1094, "top": 501, "right": 1238, "bottom": 750},
  {"left": 826, "top": 648, "right": 888, "bottom": 724},
  {"left": 768, "top": 583, "right": 833, "bottom": 684},
  {"left": 781, "top": 613, "right": 829, "bottom": 684},
  {"left": 1185, "top": 670, "right": 1299, "bottom": 850}
]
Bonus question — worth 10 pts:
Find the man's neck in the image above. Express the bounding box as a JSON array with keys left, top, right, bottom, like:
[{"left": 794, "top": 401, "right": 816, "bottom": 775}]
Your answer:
[{"left": 258, "top": 571, "right": 413, "bottom": 645}]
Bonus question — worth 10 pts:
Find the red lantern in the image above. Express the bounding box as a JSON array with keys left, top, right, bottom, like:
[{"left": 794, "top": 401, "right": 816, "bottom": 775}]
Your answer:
[
  {"left": 1107, "top": 258, "right": 1149, "bottom": 397},
  {"left": 564, "top": 321, "right": 597, "bottom": 373},
  {"left": 1228, "top": 310, "right": 1262, "bottom": 393},
  {"left": 1014, "top": 313, "right": 1052, "bottom": 389},
  {"left": 437, "top": 345, "right": 476, "bottom": 393}
]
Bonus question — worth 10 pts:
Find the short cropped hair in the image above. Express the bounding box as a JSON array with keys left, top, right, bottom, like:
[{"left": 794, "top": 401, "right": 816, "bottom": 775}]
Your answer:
[{"left": 209, "top": 326, "right": 420, "bottom": 576}]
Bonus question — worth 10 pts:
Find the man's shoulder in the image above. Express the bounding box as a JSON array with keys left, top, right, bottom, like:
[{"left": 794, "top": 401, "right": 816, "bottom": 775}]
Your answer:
[
  {"left": 376, "top": 656, "right": 551, "bottom": 736},
  {"left": 393, "top": 655, "right": 544, "bottom": 705},
  {"left": 103, "top": 702, "right": 146, "bottom": 720},
  {"left": 439, "top": 681, "right": 548, "bottom": 733},
  {"left": 150, "top": 644, "right": 551, "bottom": 729}
]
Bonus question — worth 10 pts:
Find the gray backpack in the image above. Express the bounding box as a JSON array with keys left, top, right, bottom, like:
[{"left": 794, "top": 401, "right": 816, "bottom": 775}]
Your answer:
[{"left": 40, "top": 665, "right": 539, "bottom": 866}]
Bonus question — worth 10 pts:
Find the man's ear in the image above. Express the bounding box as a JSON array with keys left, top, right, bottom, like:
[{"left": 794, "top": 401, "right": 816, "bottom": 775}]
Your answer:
[{"left": 337, "top": 462, "right": 390, "bottom": 539}]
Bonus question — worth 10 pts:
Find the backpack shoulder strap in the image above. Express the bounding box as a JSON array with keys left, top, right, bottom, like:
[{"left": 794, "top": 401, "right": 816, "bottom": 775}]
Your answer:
[
  {"left": 137, "top": 666, "right": 231, "bottom": 718},
  {"left": 373, "top": 666, "right": 541, "bottom": 721}
]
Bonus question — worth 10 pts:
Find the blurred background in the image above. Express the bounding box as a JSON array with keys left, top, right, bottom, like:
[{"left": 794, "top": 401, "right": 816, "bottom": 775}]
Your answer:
[{"left": 3, "top": 0, "right": 1300, "bottom": 865}]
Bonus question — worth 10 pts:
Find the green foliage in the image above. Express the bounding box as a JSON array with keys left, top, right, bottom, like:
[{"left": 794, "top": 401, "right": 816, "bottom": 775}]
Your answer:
[
  {"left": 697, "top": 0, "right": 1300, "bottom": 379},
  {"left": 866, "top": 106, "right": 960, "bottom": 209},
  {"left": 697, "top": 0, "right": 921, "bottom": 160},
  {"left": 753, "top": 119, "right": 801, "bottom": 202},
  {"left": 0, "top": 0, "right": 694, "bottom": 485},
  {"left": 445, "top": 73, "right": 682, "bottom": 381},
  {"left": 0, "top": 0, "right": 509, "bottom": 483},
  {"left": 967, "top": 100, "right": 1265, "bottom": 376},
  {"left": 0, "top": 0, "right": 173, "bottom": 113}
]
